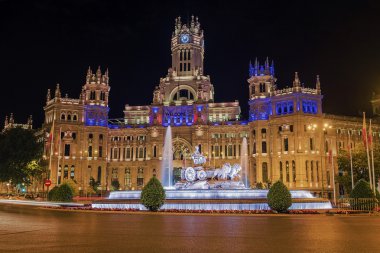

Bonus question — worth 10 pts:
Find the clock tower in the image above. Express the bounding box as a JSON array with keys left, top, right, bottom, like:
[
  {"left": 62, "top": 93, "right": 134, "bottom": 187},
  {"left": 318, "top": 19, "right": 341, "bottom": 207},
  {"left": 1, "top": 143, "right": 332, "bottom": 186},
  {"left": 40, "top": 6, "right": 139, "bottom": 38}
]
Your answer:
[{"left": 171, "top": 15, "right": 204, "bottom": 77}]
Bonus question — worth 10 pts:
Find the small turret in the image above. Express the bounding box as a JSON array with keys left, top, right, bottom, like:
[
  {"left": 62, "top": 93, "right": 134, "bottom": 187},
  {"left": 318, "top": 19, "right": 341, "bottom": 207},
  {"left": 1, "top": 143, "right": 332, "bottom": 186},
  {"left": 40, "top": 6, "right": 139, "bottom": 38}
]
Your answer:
[
  {"left": 46, "top": 89, "right": 51, "bottom": 104},
  {"left": 9, "top": 113, "right": 14, "bottom": 124},
  {"left": 27, "top": 115, "right": 33, "bottom": 128},
  {"left": 55, "top": 83, "right": 61, "bottom": 99},
  {"left": 4, "top": 115, "right": 8, "bottom": 128},
  {"left": 293, "top": 72, "right": 301, "bottom": 92},
  {"left": 316, "top": 75, "right": 321, "bottom": 94}
]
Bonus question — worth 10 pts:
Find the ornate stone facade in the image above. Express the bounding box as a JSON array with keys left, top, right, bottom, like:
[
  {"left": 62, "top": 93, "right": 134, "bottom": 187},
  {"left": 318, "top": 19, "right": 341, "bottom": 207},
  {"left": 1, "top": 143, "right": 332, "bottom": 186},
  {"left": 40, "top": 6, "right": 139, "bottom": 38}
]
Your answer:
[{"left": 43, "top": 16, "right": 380, "bottom": 197}]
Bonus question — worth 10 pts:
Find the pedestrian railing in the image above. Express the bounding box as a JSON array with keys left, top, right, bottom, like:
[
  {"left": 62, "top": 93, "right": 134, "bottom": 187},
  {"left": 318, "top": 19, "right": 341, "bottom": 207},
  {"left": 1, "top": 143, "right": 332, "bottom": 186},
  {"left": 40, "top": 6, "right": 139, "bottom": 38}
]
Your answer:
[{"left": 336, "top": 198, "right": 379, "bottom": 212}]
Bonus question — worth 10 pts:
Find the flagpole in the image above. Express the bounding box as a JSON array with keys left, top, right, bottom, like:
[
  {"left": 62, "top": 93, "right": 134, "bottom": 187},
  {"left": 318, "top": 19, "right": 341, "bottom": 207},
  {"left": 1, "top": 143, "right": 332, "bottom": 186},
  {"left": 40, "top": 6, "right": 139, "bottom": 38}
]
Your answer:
[
  {"left": 369, "top": 119, "right": 376, "bottom": 194},
  {"left": 57, "top": 127, "right": 62, "bottom": 185},
  {"left": 348, "top": 131, "right": 354, "bottom": 189},
  {"left": 363, "top": 112, "right": 373, "bottom": 190},
  {"left": 331, "top": 143, "right": 336, "bottom": 207}
]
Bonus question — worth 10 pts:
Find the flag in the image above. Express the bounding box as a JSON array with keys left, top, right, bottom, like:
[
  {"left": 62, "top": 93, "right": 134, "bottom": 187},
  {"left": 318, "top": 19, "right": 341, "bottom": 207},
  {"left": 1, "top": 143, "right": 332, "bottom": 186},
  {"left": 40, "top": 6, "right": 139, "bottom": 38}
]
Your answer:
[
  {"left": 368, "top": 119, "right": 373, "bottom": 150},
  {"left": 362, "top": 112, "right": 367, "bottom": 147}
]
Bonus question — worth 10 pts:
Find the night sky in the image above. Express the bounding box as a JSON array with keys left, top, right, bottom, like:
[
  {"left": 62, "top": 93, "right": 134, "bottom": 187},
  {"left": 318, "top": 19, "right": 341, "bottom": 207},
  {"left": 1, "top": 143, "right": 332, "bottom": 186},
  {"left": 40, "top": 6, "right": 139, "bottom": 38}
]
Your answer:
[{"left": 1, "top": 0, "right": 380, "bottom": 127}]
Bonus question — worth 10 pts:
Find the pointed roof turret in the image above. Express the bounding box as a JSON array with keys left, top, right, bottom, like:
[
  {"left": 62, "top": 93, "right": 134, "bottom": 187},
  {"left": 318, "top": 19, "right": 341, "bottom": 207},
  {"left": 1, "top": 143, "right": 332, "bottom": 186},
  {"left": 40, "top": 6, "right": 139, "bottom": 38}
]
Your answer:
[
  {"left": 46, "top": 89, "right": 51, "bottom": 103},
  {"left": 4, "top": 115, "right": 8, "bottom": 128},
  {"left": 293, "top": 72, "right": 301, "bottom": 88},
  {"left": 249, "top": 60, "right": 254, "bottom": 77},
  {"left": 55, "top": 83, "right": 61, "bottom": 98},
  {"left": 9, "top": 113, "right": 14, "bottom": 124},
  {"left": 27, "top": 115, "right": 33, "bottom": 127},
  {"left": 270, "top": 60, "right": 275, "bottom": 76}
]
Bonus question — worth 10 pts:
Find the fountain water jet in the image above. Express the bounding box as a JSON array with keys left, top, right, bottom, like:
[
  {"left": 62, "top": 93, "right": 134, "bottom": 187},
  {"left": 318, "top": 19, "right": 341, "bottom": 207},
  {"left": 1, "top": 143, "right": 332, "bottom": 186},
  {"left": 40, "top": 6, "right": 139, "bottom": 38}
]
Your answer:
[
  {"left": 162, "top": 126, "right": 173, "bottom": 188},
  {"left": 241, "top": 137, "right": 249, "bottom": 188}
]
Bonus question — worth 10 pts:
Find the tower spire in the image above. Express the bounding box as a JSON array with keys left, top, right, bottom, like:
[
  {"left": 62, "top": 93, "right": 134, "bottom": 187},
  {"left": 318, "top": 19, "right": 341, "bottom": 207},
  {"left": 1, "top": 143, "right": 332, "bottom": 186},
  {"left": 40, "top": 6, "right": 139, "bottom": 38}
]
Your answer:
[{"left": 249, "top": 60, "right": 254, "bottom": 77}]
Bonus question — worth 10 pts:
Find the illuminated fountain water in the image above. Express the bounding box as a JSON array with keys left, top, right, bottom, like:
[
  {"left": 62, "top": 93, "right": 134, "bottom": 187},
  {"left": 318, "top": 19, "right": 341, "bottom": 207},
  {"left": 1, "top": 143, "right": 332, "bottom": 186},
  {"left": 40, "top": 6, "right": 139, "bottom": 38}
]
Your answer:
[
  {"left": 162, "top": 126, "right": 173, "bottom": 189},
  {"left": 240, "top": 137, "right": 249, "bottom": 188}
]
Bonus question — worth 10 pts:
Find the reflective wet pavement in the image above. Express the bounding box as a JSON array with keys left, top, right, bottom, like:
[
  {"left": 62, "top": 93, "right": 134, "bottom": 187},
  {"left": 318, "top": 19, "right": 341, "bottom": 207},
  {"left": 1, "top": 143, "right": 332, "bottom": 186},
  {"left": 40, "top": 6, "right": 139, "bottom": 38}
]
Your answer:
[{"left": 0, "top": 204, "right": 379, "bottom": 253}]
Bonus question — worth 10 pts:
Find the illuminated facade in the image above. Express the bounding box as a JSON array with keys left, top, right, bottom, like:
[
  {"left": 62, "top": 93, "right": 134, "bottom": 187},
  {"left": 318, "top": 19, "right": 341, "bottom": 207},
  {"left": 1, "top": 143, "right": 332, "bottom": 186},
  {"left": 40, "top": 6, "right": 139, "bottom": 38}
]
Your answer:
[{"left": 43, "top": 16, "right": 380, "bottom": 197}]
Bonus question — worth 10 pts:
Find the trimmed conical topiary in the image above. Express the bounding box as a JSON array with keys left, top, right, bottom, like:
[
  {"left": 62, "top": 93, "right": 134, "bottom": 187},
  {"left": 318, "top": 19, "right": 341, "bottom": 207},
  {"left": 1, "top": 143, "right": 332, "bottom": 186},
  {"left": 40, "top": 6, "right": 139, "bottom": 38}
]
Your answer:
[
  {"left": 267, "top": 180, "right": 292, "bottom": 212},
  {"left": 350, "top": 179, "right": 375, "bottom": 198},
  {"left": 141, "top": 176, "right": 166, "bottom": 211}
]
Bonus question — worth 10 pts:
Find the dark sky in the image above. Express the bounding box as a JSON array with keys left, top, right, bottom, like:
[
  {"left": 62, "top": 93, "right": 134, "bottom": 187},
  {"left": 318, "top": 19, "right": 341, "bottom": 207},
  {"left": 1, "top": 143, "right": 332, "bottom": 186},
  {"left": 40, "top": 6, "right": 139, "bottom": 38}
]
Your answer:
[{"left": 1, "top": 0, "right": 380, "bottom": 127}]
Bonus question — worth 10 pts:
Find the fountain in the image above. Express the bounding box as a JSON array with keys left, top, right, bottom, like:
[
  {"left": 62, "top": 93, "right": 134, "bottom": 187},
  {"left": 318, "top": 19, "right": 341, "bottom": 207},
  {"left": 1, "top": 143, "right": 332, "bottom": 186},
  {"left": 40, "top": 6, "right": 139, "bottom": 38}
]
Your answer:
[
  {"left": 93, "top": 145, "right": 332, "bottom": 211},
  {"left": 240, "top": 137, "right": 249, "bottom": 188},
  {"left": 162, "top": 126, "right": 173, "bottom": 189}
]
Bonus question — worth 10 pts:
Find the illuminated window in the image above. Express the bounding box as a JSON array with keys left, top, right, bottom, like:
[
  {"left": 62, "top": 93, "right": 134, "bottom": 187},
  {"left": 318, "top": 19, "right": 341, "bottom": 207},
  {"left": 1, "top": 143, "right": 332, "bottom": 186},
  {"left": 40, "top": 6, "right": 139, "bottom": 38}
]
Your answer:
[
  {"left": 70, "top": 166, "right": 75, "bottom": 179},
  {"left": 137, "top": 168, "right": 144, "bottom": 187}
]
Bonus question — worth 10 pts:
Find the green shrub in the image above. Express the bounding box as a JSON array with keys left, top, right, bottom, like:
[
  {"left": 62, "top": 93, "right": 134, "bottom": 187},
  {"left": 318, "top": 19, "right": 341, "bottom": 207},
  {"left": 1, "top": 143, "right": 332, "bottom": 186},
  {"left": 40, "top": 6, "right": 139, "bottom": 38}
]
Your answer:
[
  {"left": 48, "top": 186, "right": 59, "bottom": 201},
  {"left": 141, "top": 176, "right": 165, "bottom": 211},
  {"left": 349, "top": 179, "right": 378, "bottom": 210},
  {"left": 54, "top": 183, "right": 74, "bottom": 202},
  {"left": 267, "top": 180, "right": 292, "bottom": 213},
  {"left": 111, "top": 180, "right": 120, "bottom": 191}
]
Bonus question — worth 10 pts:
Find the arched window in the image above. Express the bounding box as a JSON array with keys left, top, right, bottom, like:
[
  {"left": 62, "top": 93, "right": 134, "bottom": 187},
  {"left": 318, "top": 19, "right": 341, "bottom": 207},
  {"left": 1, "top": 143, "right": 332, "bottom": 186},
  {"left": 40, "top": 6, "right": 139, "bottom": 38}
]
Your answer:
[
  {"left": 64, "top": 165, "right": 69, "bottom": 179},
  {"left": 262, "top": 162, "right": 268, "bottom": 183},
  {"left": 286, "top": 161, "right": 290, "bottom": 182},
  {"left": 137, "top": 168, "right": 144, "bottom": 187},
  {"left": 279, "top": 161, "right": 283, "bottom": 181},
  {"left": 305, "top": 161, "right": 309, "bottom": 182},
  {"left": 316, "top": 161, "right": 319, "bottom": 182},
  {"left": 90, "top": 91, "right": 96, "bottom": 100},
  {"left": 67, "top": 114, "right": 72, "bottom": 121},
  {"left": 311, "top": 161, "right": 314, "bottom": 182},
  {"left": 61, "top": 113, "right": 66, "bottom": 120},
  {"left": 97, "top": 166, "right": 102, "bottom": 183},
  {"left": 73, "top": 114, "right": 77, "bottom": 121},
  {"left": 58, "top": 165, "right": 62, "bottom": 184},
  {"left": 261, "top": 128, "right": 266, "bottom": 138},
  {"left": 70, "top": 166, "right": 75, "bottom": 179},
  {"left": 292, "top": 161, "right": 296, "bottom": 182},
  {"left": 138, "top": 147, "right": 144, "bottom": 159},
  {"left": 112, "top": 168, "right": 118, "bottom": 181}
]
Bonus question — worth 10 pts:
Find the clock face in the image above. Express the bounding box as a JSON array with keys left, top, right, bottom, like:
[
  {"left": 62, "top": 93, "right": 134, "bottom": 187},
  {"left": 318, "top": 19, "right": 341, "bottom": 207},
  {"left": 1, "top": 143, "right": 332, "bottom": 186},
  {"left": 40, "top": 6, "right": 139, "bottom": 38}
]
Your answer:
[{"left": 180, "top": 34, "right": 190, "bottom": 43}]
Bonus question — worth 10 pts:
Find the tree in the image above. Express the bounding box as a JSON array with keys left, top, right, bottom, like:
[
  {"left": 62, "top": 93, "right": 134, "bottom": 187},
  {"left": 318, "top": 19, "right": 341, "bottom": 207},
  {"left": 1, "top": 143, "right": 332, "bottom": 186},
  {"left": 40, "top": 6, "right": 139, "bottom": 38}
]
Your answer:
[
  {"left": 0, "top": 128, "right": 43, "bottom": 185},
  {"left": 267, "top": 181, "right": 292, "bottom": 213},
  {"left": 111, "top": 180, "right": 120, "bottom": 191},
  {"left": 141, "top": 176, "right": 165, "bottom": 211},
  {"left": 337, "top": 147, "right": 380, "bottom": 195}
]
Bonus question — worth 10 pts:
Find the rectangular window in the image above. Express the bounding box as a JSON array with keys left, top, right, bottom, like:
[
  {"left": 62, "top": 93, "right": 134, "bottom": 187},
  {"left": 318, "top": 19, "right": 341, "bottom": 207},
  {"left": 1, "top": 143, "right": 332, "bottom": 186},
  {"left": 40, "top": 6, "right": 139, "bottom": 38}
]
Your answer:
[
  {"left": 98, "top": 146, "right": 103, "bottom": 158},
  {"left": 284, "top": 138, "right": 289, "bottom": 152},
  {"left": 153, "top": 146, "right": 157, "bottom": 158},
  {"left": 88, "top": 146, "right": 92, "bottom": 157},
  {"left": 310, "top": 138, "right": 314, "bottom": 151},
  {"left": 64, "top": 144, "right": 70, "bottom": 156},
  {"left": 262, "top": 141, "right": 267, "bottom": 153}
]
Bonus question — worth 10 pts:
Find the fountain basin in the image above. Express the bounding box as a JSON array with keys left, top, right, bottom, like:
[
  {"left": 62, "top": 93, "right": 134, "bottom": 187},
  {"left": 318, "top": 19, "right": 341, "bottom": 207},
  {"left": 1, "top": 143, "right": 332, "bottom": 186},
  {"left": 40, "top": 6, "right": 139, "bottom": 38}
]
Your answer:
[{"left": 92, "top": 189, "right": 332, "bottom": 211}]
